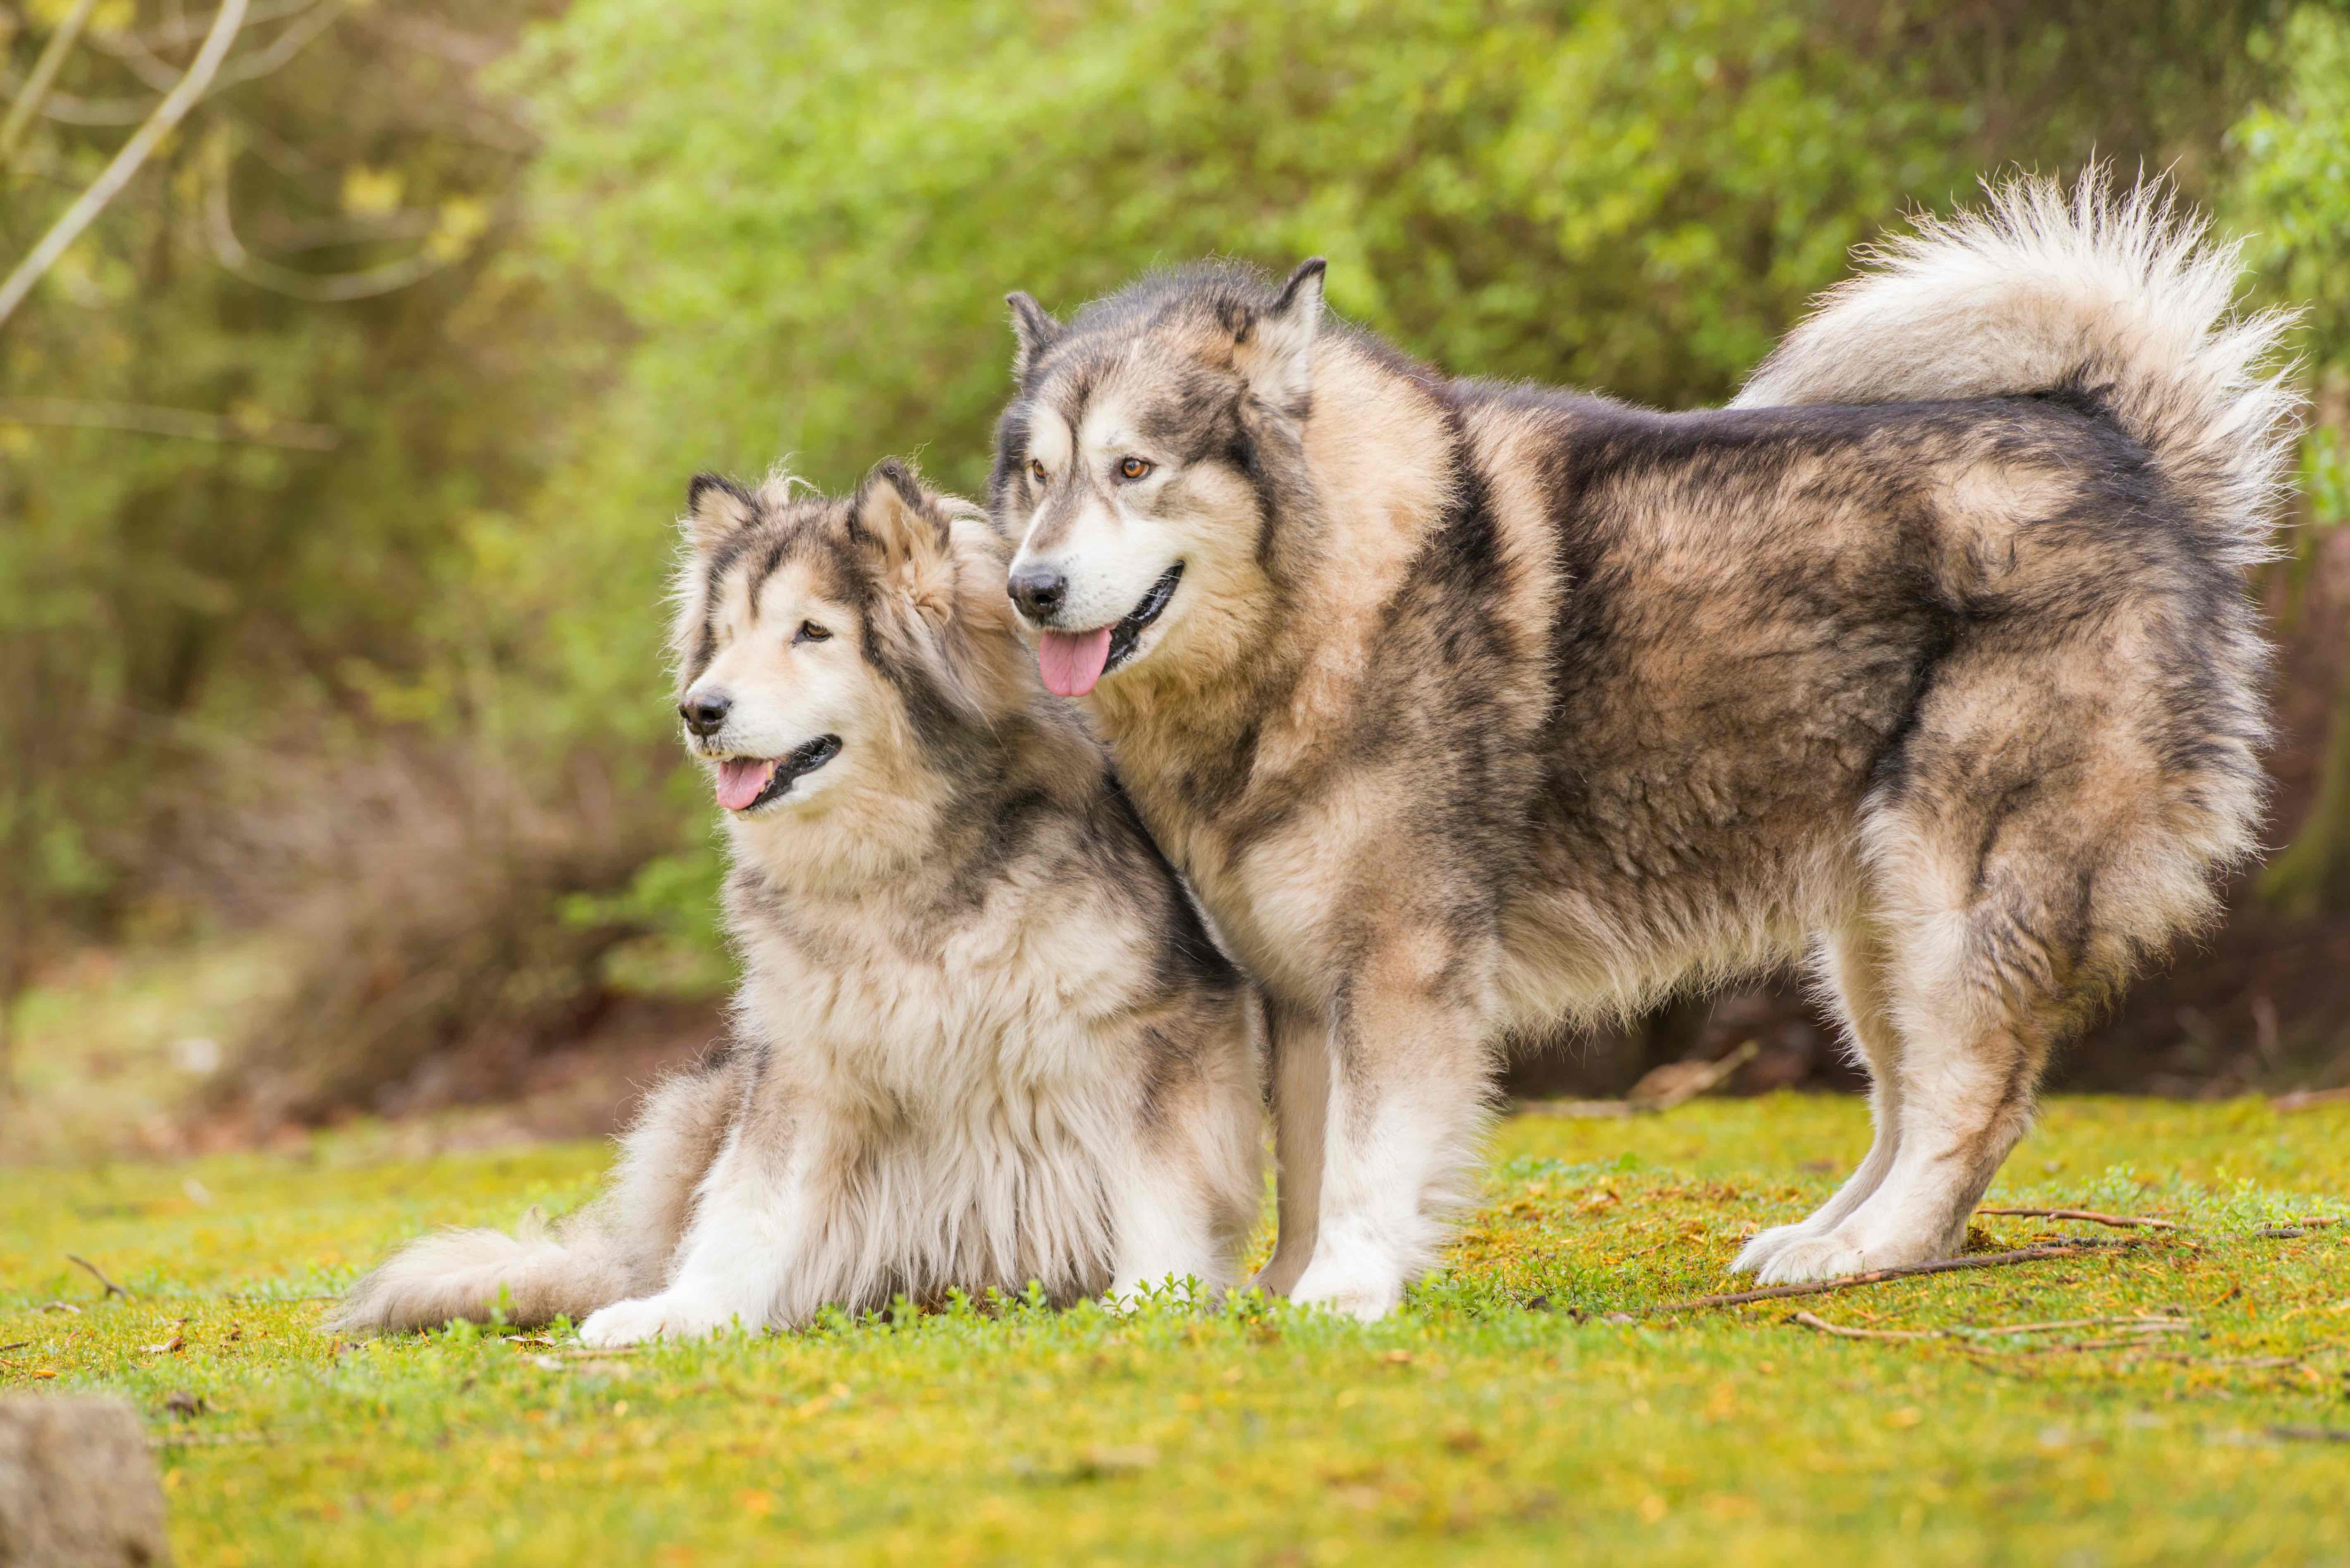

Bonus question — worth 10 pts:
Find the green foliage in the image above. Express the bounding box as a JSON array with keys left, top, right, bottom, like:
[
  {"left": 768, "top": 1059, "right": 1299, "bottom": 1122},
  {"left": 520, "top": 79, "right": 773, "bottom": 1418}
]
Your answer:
[
  {"left": 2229, "top": 5, "right": 2350, "bottom": 390},
  {"left": 2228, "top": 5, "right": 2350, "bottom": 914},
  {"left": 491, "top": 0, "right": 2300, "bottom": 860},
  {"left": 5, "top": 1097, "right": 2348, "bottom": 1563},
  {"left": 513, "top": 0, "right": 2283, "bottom": 508},
  {"left": 0, "top": 2, "right": 599, "bottom": 991}
]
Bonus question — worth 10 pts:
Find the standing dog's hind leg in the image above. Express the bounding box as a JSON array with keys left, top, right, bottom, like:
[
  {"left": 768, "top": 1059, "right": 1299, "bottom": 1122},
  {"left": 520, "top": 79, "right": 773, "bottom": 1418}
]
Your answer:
[{"left": 1733, "top": 921, "right": 1906, "bottom": 1275}]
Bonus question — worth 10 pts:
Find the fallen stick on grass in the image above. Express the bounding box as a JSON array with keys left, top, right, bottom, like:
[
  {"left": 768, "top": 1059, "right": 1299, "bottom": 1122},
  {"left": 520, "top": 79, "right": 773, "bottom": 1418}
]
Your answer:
[
  {"left": 65, "top": 1254, "right": 134, "bottom": 1300},
  {"left": 1974, "top": 1207, "right": 2176, "bottom": 1230},
  {"left": 1963, "top": 1315, "right": 2192, "bottom": 1337},
  {"left": 2271, "top": 1086, "right": 2350, "bottom": 1113},
  {"left": 1643, "top": 1243, "right": 2126, "bottom": 1315},
  {"left": 1788, "top": 1312, "right": 2193, "bottom": 1344}
]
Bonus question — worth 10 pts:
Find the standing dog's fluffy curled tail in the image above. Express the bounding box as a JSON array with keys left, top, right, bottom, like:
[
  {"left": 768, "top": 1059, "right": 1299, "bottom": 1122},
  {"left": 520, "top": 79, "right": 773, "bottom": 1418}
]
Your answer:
[
  {"left": 1733, "top": 169, "right": 2304, "bottom": 565},
  {"left": 328, "top": 1052, "right": 747, "bottom": 1334}
]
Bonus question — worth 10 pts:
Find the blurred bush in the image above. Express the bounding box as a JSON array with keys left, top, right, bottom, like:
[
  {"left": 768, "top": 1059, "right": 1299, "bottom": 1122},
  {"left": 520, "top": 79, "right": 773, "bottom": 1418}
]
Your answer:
[{"left": 5, "top": 0, "right": 2344, "bottom": 1125}]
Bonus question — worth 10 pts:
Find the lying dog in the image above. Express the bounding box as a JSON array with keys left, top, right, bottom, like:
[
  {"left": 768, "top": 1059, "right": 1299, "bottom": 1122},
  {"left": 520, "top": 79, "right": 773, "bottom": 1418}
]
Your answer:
[
  {"left": 992, "top": 173, "right": 2298, "bottom": 1317},
  {"left": 334, "top": 462, "right": 1262, "bottom": 1341}
]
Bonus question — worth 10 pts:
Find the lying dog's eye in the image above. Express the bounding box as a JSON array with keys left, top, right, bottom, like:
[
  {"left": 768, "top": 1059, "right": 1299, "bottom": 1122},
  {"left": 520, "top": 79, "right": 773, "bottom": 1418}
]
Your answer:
[
  {"left": 795, "top": 621, "right": 830, "bottom": 644},
  {"left": 1118, "top": 456, "right": 1154, "bottom": 481},
  {"left": 1029, "top": 457, "right": 1048, "bottom": 483}
]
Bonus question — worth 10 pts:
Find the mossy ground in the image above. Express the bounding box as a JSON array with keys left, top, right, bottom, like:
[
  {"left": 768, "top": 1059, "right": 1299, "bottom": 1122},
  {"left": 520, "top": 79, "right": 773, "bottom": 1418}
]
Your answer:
[{"left": 4, "top": 1095, "right": 2347, "bottom": 1566}]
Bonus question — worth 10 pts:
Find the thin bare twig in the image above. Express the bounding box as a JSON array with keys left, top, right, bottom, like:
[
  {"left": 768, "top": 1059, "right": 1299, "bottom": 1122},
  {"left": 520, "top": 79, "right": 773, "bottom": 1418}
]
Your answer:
[
  {"left": 0, "top": 0, "right": 101, "bottom": 165},
  {"left": 0, "top": 1342, "right": 29, "bottom": 1354},
  {"left": 1645, "top": 1243, "right": 2125, "bottom": 1314},
  {"left": 1789, "top": 1311, "right": 1939, "bottom": 1341},
  {"left": 65, "top": 1253, "right": 134, "bottom": 1299},
  {"left": 1513, "top": 1098, "right": 1632, "bottom": 1120},
  {"left": 0, "top": 397, "right": 339, "bottom": 449},
  {"left": 1975, "top": 1207, "right": 2177, "bottom": 1230},
  {"left": 0, "top": 0, "right": 250, "bottom": 330},
  {"left": 203, "top": 154, "right": 461, "bottom": 300},
  {"left": 1630, "top": 1039, "right": 1763, "bottom": 1112}
]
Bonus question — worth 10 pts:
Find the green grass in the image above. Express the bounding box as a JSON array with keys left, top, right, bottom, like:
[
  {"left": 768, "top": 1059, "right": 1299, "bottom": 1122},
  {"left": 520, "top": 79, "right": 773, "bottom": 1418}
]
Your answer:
[{"left": 5, "top": 1096, "right": 2348, "bottom": 1566}]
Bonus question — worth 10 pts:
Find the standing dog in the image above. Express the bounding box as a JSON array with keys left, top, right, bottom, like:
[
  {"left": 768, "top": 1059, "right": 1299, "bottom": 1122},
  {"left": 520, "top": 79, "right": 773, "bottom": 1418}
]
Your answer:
[
  {"left": 992, "top": 174, "right": 2298, "bottom": 1317},
  {"left": 334, "top": 462, "right": 1261, "bottom": 1341}
]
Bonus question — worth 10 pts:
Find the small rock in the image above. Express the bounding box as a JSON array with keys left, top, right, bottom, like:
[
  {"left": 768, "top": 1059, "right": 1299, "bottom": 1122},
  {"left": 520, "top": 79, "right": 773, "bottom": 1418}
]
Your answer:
[{"left": 0, "top": 1395, "right": 172, "bottom": 1567}]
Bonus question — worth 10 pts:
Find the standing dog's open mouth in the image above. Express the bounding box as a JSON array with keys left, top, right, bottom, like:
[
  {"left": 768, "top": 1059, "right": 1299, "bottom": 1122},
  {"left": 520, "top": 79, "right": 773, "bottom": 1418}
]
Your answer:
[
  {"left": 1037, "top": 562, "right": 1184, "bottom": 698},
  {"left": 712, "top": 735, "right": 843, "bottom": 812}
]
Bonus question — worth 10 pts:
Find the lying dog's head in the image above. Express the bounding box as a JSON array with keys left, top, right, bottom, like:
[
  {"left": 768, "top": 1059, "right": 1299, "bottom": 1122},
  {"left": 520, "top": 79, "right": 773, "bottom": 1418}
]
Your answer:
[
  {"left": 671, "top": 460, "right": 1020, "bottom": 823},
  {"left": 990, "top": 258, "right": 1328, "bottom": 698}
]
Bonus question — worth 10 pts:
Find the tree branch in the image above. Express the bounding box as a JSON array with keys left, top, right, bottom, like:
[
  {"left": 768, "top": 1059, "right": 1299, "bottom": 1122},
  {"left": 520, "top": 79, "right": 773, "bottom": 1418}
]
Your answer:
[
  {"left": 0, "top": 0, "right": 101, "bottom": 165},
  {"left": 0, "top": 0, "right": 250, "bottom": 331}
]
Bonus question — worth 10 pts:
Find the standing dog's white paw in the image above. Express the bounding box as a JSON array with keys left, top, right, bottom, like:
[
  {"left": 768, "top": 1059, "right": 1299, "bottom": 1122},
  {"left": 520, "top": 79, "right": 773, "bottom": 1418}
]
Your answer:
[
  {"left": 1751, "top": 1233, "right": 1873, "bottom": 1285},
  {"left": 578, "top": 1292, "right": 752, "bottom": 1347},
  {"left": 1731, "top": 1221, "right": 1823, "bottom": 1276}
]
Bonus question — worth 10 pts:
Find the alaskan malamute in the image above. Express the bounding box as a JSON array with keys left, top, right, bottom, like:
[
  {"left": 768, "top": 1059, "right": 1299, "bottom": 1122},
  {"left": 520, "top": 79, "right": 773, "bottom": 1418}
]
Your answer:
[
  {"left": 335, "top": 462, "right": 1262, "bottom": 1340},
  {"left": 990, "top": 174, "right": 2298, "bottom": 1316}
]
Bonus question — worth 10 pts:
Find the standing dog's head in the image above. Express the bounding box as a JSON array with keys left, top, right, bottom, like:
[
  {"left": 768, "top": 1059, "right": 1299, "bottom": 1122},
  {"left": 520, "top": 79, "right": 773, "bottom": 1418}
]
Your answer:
[
  {"left": 670, "top": 460, "right": 1022, "bottom": 827},
  {"left": 990, "top": 259, "right": 1329, "bottom": 699}
]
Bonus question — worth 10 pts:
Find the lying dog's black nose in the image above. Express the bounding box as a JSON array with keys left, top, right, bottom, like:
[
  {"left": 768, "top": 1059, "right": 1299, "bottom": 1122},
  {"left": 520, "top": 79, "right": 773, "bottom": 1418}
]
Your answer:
[
  {"left": 680, "top": 689, "right": 731, "bottom": 738},
  {"left": 1008, "top": 565, "right": 1067, "bottom": 623}
]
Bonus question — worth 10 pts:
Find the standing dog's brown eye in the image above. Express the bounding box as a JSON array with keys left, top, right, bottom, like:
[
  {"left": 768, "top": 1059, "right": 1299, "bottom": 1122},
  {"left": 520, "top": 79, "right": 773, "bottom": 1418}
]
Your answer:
[
  {"left": 1119, "top": 456, "right": 1154, "bottom": 481},
  {"left": 795, "top": 621, "right": 830, "bottom": 644},
  {"left": 1030, "top": 458, "right": 1048, "bottom": 483}
]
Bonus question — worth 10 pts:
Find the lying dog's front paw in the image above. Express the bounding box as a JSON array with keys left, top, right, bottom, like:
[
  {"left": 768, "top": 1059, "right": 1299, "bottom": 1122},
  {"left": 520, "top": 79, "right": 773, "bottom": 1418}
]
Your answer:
[
  {"left": 578, "top": 1294, "right": 747, "bottom": 1347},
  {"left": 1289, "top": 1256, "right": 1404, "bottom": 1322}
]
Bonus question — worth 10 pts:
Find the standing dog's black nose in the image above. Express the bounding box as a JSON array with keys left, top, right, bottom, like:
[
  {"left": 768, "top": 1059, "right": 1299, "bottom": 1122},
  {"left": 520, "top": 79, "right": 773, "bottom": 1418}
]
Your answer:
[
  {"left": 1008, "top": 565, "right": 1068, "bottom": 623},
  {"left": 680, "top": 689, "right": 732, "bottom": 738}
]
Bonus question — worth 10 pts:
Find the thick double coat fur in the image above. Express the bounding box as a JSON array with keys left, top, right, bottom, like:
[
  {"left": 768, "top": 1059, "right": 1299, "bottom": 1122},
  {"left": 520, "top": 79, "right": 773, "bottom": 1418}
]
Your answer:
[
  {"left": 334, "top": 464, "right": 1262, "bottom": 1340},
  {"left": 991, "top": 174, "right": 2299, "bottom": 1316}
]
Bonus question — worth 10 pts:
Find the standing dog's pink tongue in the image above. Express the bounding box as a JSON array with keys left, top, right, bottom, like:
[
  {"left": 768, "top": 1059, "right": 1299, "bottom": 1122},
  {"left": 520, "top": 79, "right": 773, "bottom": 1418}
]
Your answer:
[
  {"left": 1038, "top": 628, "right": 1113, "bottom": 698},
  {"left": 714, "top": 757, "right": 777, "bottom": 811}
]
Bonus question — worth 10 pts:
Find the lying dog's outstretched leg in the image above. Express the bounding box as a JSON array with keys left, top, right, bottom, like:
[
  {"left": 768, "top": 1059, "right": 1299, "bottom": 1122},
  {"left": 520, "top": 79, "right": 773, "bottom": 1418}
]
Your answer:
[
  {"left": 1251, "top": 1000, "right": 1331, "bottom": 1299},
  {"left": 579, "top": 1108, "right": 813, "bottom": 1346},
  {"left": 1287, "top": 941, "right": 1496, "bottom": 1321}
]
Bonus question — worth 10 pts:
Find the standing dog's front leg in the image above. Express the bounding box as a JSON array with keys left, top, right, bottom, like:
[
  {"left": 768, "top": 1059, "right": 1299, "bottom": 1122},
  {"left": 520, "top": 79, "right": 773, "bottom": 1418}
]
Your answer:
[
  {"left": 579, "top": 1115, "right": 812, "bottom": 1346},
  {"left": 1251, "top": 999, "right": 1331, "bottom": 1299},
  {"left": 1287, "top": 941, "right": 1496, "bottom": 1321}
]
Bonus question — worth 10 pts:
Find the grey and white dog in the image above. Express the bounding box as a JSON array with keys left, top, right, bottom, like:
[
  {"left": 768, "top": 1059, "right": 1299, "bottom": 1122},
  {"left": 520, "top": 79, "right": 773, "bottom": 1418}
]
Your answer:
[
  {"left": 334, "top": 462, "right": 1262, "bottom": 1341},
  {"left": 991, "top": 174, "right": 2299, "bottom": 1318}
]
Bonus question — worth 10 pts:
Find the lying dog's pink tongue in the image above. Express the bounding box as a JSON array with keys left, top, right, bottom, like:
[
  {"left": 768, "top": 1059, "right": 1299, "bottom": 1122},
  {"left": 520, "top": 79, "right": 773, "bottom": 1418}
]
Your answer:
[
  {"left": 714, "top": 757, "right": 777, "bottom": 811},
  {"left": 1038, "top": 628, "right": 1113, "bottom": 698}
]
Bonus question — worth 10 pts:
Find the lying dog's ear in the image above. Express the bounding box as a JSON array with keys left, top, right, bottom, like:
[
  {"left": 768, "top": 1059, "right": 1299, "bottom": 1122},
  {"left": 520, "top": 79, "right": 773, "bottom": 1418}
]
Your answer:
[
  {"left": 682, "top": 472, "right": 758, "bottom": 554},
  {"left": 1237, "top": 258, "right": 1326, "bottom": 413},
  {"left": 849, "top": 460, "right": 960, "bottom": 623},
  {"left": 850, "top": 460, "right": 1014, "bottom": 722},
  {"left": 1006, "top": 291, "right": 1065, "bottom": 382}
]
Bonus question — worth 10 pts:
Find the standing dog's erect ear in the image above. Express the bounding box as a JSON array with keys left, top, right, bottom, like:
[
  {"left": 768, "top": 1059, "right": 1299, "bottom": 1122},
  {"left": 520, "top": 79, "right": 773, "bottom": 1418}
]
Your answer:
[
  {"left": 682, "top": 473, "right": 758, "bottom": 554},
  {"left": 1006, "top": 291, "right": 1065, "bottom": 382},
  {"left": 1238, "top": 258, "right": 1326, "bottom": 413}
]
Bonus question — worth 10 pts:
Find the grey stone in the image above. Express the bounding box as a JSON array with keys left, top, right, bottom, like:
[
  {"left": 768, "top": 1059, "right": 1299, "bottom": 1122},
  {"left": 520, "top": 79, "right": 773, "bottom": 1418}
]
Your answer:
[{"left": 0, "top": 1396, "right": 171, "bottom": 1568}]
